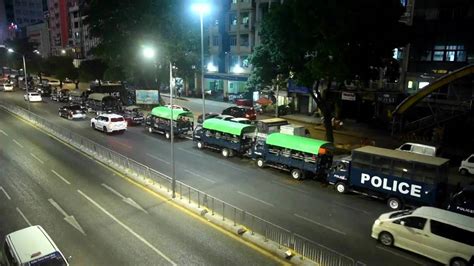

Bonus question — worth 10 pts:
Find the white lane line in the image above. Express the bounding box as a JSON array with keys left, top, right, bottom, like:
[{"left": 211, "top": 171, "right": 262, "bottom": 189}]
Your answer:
[
  {"left": 294, "top": 213, "right": 346, "bottom": 235},
  {"left": 0, "top": 186, "right": 11, "bottom": 200},
  {"left": 51, "top": 170, "right": 71, "bottom": 185},
  {"left": 30, "top": 153, "right": 44, "bottom": 164},
  {"left": 177, "top": 147, "right": 203, "bottom": 157},
  {"left": 12, "top": 139, "right": 24, "bottom": 148},
  {"left": 0, "top": 129, "right": 8, "bottom": 136},
  {"left": 331, "top": 201, "right": 371, "bottom": 215},
  {"left": 101, "top": 184, "right": 148, "bottom": 214},
  {"left": 184, "top": 169, "right": 216, "bottom": 184},
  {"left": 77, "top": 190, "right": 176, "bottom": 265},
  {"left": 146, "top": 153, "right": 171, "bottom": 165},
  {"left": 237, "top": 191, "right": 274, "bottom": 207},
  {"left": 376, "top": 246, "right": 425, "bottom": 265},
  {"left": 16, "top": 208, "right": 32, "bottom": 226}
]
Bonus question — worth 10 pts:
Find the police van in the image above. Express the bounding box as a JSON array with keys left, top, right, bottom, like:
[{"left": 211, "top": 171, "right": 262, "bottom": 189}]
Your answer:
[
  {"left": 1, "top": 225, "right": 69, "bottom": 265},
  {"left": 327, "top": 146, "right": 449, "bottom": 210}
]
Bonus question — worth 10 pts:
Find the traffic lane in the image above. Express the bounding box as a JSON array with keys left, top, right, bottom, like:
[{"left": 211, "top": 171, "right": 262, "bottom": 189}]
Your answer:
[
  {"left": 1, "top": 94, "right": 432, "bottom": 264},
  {"left": 0, "top": 109, "right": 283, "bottom": 266}
]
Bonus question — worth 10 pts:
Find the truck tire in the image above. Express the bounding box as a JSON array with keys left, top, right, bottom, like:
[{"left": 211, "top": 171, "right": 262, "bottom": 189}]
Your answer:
[
  {"left": 459, "top": 169, "right": 468, "bottom": 176},
  {"left": 256, "top": 158, "right": 265, "bottom": 168},
  {"left": 450, "top": 257, "right": 468, "bottom": 266},
  {"left": 387, "top": 197, "right": 402, "bottom": 210},
  {"left": 197, "top": 141, "right": 204, "bottom": 149},
  {"left": 103, "top": 126, "right": 108, "bottom": 133},
  {"left": 291, "top": 169, "right": 303, "bottom": 180},
  {"left": 335, "top": 182, "right": 347, "bottom": 194},
  {"left": 222, "top": 148, "right": 230, "bottom": 158},
  {"left": 379, "top": 232, "right": 394, "bottom": 246},
  {"left": 91, "top": 122, "right": 95, "bottom": 129}
]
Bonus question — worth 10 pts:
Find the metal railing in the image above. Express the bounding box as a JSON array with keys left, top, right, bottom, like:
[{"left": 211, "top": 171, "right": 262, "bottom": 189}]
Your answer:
[{"left": 0, "top": 101, "right": 356, "bottom": 266}]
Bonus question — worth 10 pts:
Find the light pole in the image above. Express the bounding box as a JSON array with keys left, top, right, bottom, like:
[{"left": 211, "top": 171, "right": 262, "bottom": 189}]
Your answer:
[
  {"left": 1, "top": 46, "right": 30, "bottom": 110},
  {"left": 142, "top": 46, "right": 176, "bottom": 198},
  {"left": 142, "top": 46, "right": 161, "bottom": 102},
  {"left": 192, "top": 2, "right": 210, "bottom": 121}
]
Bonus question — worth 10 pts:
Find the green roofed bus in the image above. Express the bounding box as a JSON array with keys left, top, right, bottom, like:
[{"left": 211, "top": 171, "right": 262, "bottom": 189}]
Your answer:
[
  {"left": 251, "top": 133, "right": 333, "bottom": 180},
  {"left": 145, "top": 106, "right": 194, "bottom": 139},
  {"left": 193, "top": 118, "right": 256, "bottom": 157}
]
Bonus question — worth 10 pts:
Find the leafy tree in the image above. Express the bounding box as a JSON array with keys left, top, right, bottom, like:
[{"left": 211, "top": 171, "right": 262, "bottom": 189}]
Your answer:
[
  {"left": 42, "top": 56, "right": 78, "bottom": 86},
  {"left": 250, "top": 0, "right": 409, "bottom": 142},
  {"left": 78, "top": 59, "right": 108, "bottom": 82}
]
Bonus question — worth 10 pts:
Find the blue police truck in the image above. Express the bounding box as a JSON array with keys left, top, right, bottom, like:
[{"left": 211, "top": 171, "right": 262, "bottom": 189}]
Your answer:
[{"left": 327, "top": 146, "right": 449, "bottom": 210}]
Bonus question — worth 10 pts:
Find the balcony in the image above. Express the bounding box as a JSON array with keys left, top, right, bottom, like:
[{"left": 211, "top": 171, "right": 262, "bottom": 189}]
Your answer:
[{"left": 229, "top": 24, "right": 238, "bottom": 32}]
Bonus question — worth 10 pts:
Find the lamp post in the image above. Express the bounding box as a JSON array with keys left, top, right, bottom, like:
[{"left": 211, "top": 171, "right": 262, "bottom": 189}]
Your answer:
[
  {"left": 1, "top": 46, "right": 30, "bottom": 110},
  {"left": 142, "top": 46, "right": 176, "bottom": 198},
  {"left": 192, "top": 2, "right": 210, "bottom": 121},
  {"left": 142, "top": 46, "right": 161, "bottom": 102}
]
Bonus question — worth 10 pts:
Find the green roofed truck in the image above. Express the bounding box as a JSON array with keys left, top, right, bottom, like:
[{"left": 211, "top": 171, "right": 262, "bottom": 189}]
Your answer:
[
  {"left": 145, "top": 106, "right": 194, "bottom": 139},
  {"left": 251, "top": 133, "right": 333, "bottom": 180},
  {"left": 193, "top": 118, "right": 256, "bottom": 157}
]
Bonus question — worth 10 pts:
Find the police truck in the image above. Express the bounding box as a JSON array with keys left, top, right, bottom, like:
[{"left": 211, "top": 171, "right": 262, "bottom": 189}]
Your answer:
[{"left": 327, "top": 146, "right": 449, "bottom": 210}]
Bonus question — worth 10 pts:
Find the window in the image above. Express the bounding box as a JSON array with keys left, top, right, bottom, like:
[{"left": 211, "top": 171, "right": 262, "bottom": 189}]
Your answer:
[
  {"left": 74, "top": 22, "right": 79, "bottom": 28},
  {"left": 241, "top": 12, "right": 249, "bottom": 25},
  {"left": 394, "top": 216, "right": 427, "bottom": 230},
  {"left": 240, "top": 34, "right": 249, "bottom": 46},
  {"left": 111, "top": 117, "right": 124, "bottom": 122},
  {"left": 430, "top": 220, "right": 474, "bottom": 246},
  {"left": 230, "top": 55, "right": 239, "bottom": 67},
  {"left": 241, "top": 56, "right": 249, "bottom": 68},
  {"left": 229, "top": 35, "right": 237, "bottom": 46},
  {"left": 212, "top": 35, "right": 219, "bottom": 46},
  {"left": 422, "top": 45, "right": 466, "bottom": 62},
  {"left": 433, "top": 51, "right": 444, "bottom": 61},
  {"left": 229, "top": 13, "right": 237, "bottom": 26}
]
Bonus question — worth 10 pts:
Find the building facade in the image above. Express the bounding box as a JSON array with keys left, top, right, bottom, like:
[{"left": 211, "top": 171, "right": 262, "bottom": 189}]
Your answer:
[
  {"left": 68, "top": 1, "right": 98, "bottom": 61},
  {"left": 13, "top": 0, "right": 46, "bottom": 28},
  {"left": 26, "top": 22, "right": 49, "bottom": 57},
  {"left": 47, "top": 0, "right": 69, "bottom": 56}
]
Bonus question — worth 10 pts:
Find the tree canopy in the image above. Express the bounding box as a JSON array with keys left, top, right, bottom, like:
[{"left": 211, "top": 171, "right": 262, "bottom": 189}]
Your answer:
[{"left": 249, "top": 0, "right": 410, "bottom": 88}]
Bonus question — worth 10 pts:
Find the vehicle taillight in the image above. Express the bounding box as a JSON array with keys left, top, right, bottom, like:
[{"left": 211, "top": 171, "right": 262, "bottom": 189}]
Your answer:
[{"left": 318, "top": 148, "right": 327, "bottom": 155}]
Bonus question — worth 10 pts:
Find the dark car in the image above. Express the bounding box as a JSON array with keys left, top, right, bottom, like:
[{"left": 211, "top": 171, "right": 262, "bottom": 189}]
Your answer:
[
  {"left": 120, "top": 106, "right": 144, "bottom": 126},
  {"left": 58, "top": 89, "right": 70, "bottom": 102},
  {"left": 58, "top": 104, "right": 87, "bottom": 120},
  {"left": 222, "top": 106, "right": 257, "bottom": 120},
  {"left": 197, "top": 112, "right": 220, "bottom": 124},
  {"left": 35, "top": 84, "right": 52, "bottom": 97},
  {"left": 448, "top": 185, "right": 474, "bottom": 217}
]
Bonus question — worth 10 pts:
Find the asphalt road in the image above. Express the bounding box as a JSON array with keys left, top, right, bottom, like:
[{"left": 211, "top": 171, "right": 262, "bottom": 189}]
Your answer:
[
  {"left": 0, "top": 90, "right": 438, "bottom": 265},
  {"left": 0, "top": 107, "right": 283, "bottom": 265}
]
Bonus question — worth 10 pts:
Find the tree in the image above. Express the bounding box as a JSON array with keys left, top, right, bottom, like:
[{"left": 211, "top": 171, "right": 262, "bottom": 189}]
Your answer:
[
  {"left": 85, "top": 0, "right": 201, "bottom": 90},
  {"left": 78, "top": 59, "right": 108, "bottom": 82},
  {"left": 250, "top": 0, "right": 409, "bottom": 142},
  {"left": 42, "top": 56, "right": 78, "bottom": 86}
]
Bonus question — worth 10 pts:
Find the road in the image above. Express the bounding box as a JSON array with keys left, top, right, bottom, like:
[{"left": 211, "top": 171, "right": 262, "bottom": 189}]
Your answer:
[
  {"left": 0, "top": 90, "right": 437, "bottom": 265},
  {"left": 0, "top": 107, "right": 283, "bottom": 265}
]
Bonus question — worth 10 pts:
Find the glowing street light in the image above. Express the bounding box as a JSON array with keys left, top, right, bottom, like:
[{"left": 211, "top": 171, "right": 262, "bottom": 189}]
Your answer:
[{"left": 142, "top": 46, "right": 156, "bottom": 59}]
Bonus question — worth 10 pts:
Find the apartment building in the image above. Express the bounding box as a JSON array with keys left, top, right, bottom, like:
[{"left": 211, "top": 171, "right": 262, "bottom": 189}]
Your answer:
[
  {"left": 47, "top": 0, "right": 69, "bottom": 56},
  {"left": 68, "top": 2, "right": 98, "bottom": 60}
]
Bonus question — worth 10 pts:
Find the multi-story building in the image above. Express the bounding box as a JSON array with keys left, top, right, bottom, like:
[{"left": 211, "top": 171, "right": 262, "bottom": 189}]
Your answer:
[
  {"left": 47, "top": 0, "right": 69, "bottom": 56},
  {"left": 26, "top": 22, "right": 49, "bottom": 57},
  {"left": 0, "top": 0, "right": 8, "bottom": 43},
  {"left": 12, "top": 0, "right": 47, "bottom": 28},
  {"left": 68, "top": 1, "right": 98, "bottom": 61}
]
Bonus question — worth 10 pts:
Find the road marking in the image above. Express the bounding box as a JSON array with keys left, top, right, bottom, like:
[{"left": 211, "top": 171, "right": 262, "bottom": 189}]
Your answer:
[
  {"left": 270, "top": 180, "right": 311, "bottom": 195},
  {"left": 376, "top": 246, "right": 425, "bottom": 265},
  {"left": 0, "top": 129, "right": 8, "bottom": 136},
  {"left": 331, "top": 201, "right": 371, "bottom": 215},
  {"left": 184, "top": 169, "right": 216, "bottom": 183},
  {"left": 16, "top": 208, "right": 32, "bottom": 226},
  {"left": 30, "top": 153, "right": 44, "bottom": 164},
  {"left": 0, "top": 186, "right": 11, "bottom": 200},
  {"left": 177, "top": 147, "right": 203, "bottom": 157},
  {"left": 294, "top": 213, "right": 346, "bottom": 235},
  {"left": 48, "top": 198, "right": 86, "bottom": 235},
  {"left": 51, "top": 170, "right": 71, "bottom": 185},
  {"left": 146, "top": 153, "right": 170, "bottom": 165},
  {"left": 101, "top": 183, "right": 148, "bottom": 214},
  {"left": 218, "top": 161, "right": 247, "bottom": 173},
  {"left": 77, "top": 190, "right": 176, "bottom": 265},
  {"left": 237, "top": 191, "right": 274, "bottom": 207},
  {"left": 12, "top": 139, "right": 24, "bottom": 148}
]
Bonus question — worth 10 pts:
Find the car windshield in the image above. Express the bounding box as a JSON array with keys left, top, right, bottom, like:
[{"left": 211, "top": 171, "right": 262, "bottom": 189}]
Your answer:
[
  {"left": 111, "top": 117, "right": 124, "bottom": 122},
  {"left": 388, "top": 209, "right": 413, "bottom": 219},
  {"left": 69, "top": 105, "right": 81, "bottom": 110}
]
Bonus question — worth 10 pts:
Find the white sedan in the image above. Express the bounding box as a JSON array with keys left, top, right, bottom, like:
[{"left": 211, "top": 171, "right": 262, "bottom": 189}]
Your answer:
[
  {"left": 3, "top": 83, "right": 14, "bottom": 91},
  {"left": 24, "top": 92, "right": 42, "bottom": 102}
]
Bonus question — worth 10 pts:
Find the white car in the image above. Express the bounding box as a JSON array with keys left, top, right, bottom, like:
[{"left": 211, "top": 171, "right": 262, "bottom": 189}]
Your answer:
[
  {"left": 459, "top": 154, "right": 474, "bottom": 175},
  {"left": 230, "top": 117, "right": 252, "bottom": 124},
  {"left": 3, "top": 83, "right": 14, "bottom": 91},
  {"left": 214, "top": 114, "right": 234, "bottom": 121},
  {"left": 24, "top": 92, "right": 42, "bottom": 102},
  {"left": 90, "top": 113, "right": 127, "bottom": 134}
]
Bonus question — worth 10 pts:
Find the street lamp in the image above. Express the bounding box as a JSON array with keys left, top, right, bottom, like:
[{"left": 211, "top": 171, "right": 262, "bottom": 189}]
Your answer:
[
  {"left": 142, "top": 46, "right": 161, "bottom": 101},
  {"left": 192, "top": 2, "right": 210, "bottom": 121},
  {"left": 1, "top": 46, "right": 30, "bottom": 110},
  {"left": 142, "top": 46, "right": 176, "bottom": 198}
]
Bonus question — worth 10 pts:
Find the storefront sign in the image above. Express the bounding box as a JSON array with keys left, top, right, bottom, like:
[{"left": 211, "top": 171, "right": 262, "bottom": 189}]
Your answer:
[
  {"left": 135, "top": 90, "right": 159, "bottom": 104},
  {"left": 204, "top": 74, "right": 248, "bottom": 82},
  {"left": 377, "top": 93, "right": 397, "bottom": 104},
  {"left": 288, "top": 80, "right": 310, "bottom": 94},
  {"left": 341, "top": 92, "right": 356, "bottom": 101}
]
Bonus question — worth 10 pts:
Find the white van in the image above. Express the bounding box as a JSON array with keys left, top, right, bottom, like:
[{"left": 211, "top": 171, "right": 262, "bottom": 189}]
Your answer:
[
  {"left": 1, "top": 225, "right": 69, "bottom": 265},
  {"left": 371, "top": 207, "right": 474, "bottom": 266},
  {"left": 396, "top": 142, "right": 437, "bottom": 156}
]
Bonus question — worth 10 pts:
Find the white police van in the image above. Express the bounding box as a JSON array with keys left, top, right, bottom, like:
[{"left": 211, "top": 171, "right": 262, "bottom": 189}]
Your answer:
[
  {"left": 1, "top": 225, "right": 69, "bottom": 265},
  {"left": 327, "top": 146, "right": 449, "bottom": 210}
]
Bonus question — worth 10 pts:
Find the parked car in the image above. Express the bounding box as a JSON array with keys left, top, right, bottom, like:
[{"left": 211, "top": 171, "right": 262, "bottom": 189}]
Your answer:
[
  {"left": 222, "top": 106, "right": 257, "bottom": 120},
  {"left": 23, "top": 92, "right": 42, "bottom": 102},
  {"left": 214, "top": 114, "right": 234, "bottom": 121},
  {"left": 459, "top": 154, "right": 474, "bottom": 175},
  {"left": 197, "top": 112, "right": 220, "bottom": 124},
  {"left": 396, "top": 142, "right": 437, "bottom": 157},
  {"left": 230, "top": 117, "right": 252, "bottom": 124},
  {"left": 120, "top": 105, "right": 144, "bottom": 126},
  {"left": 164, "top": 104, "right": 190, "bottom": 111},
  {"left": 36, "top": 84, "right": 52, "bottom": 97},
  {"left": 3, "top": 83, "right": 14, "bottom": 92},
  {"left": 58, "top": 89, "right": 70, "bottom": 102},
  {"left": 58, "top": 104, "right": 87, "bottom": 120},
  {"left": 448, "top": 185, "right": 474, "bottom": 217},
  {"left": 90, "top": 113, "right": 127, "bottom": 134}
]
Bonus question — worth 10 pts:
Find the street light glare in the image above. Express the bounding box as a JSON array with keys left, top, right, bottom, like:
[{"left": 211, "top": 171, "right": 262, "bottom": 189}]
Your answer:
[
  {"left": 7, "top": 48, "right": 14, "bottom": 53},
  {"left": 192, "top": 3, "right": 210, "bottom": 14},
  {"left": 143, "top": 47, "right": 156, "bottom": 59}
]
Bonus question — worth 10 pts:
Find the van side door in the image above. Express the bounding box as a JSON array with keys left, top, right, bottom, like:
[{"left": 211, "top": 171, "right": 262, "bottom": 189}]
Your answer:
[{"left": 391, "top": 216, "right": 428, "bottom": 253}]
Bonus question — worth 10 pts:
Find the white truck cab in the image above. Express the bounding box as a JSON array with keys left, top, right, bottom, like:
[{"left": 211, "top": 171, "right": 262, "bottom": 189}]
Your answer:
[{"left": 459, "top": 154, "right": 474, "bottom": 175}]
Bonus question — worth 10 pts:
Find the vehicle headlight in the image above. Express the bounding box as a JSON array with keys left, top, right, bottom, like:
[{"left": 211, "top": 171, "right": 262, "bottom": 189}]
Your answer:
[{"left": 374, "top": 219, "right": 382, "bottom": 226}]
